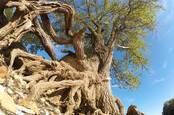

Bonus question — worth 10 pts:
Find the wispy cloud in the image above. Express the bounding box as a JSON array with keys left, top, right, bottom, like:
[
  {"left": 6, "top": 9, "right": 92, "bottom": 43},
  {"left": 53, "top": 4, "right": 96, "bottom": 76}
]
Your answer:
[
  {"left": 112, "top": 84, "right": 119, "bottom": 88},
  {"left": 152, "top": 78, "right": 166, "bottom": 85}
]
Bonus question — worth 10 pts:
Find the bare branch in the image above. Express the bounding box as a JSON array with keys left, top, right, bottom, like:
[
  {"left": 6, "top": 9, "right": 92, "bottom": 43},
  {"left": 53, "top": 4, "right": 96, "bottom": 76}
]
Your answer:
[
  {"left": 117, "top": 45, "right": 130, "bottom": 49},
  {"left": 40, "top": 14, "right": 72, "bottom": 45},
  {"left": 107, "top": 26, "right": 117, "bottom": 49},
  {"left": 33, "top": 19, "right": 57, "bottom": 60}
]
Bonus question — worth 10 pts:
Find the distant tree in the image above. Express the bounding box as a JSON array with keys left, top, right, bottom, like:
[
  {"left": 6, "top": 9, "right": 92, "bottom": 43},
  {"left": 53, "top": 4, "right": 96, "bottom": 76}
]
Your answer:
[{"left": 163, "top": 99, "right": 174, "bottom": 115}]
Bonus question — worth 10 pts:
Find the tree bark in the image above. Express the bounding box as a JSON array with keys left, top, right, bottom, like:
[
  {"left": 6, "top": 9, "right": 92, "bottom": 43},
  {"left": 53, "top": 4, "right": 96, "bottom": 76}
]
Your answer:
[{"left": 0, "top": 1, "right": 127, "bottom": 115}]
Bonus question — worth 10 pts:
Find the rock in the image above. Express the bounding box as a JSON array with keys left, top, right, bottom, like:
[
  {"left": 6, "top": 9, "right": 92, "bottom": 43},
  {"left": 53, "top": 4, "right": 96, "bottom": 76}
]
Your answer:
[{"left": 126, "top": 105, "right": 144, "bottom": 115}]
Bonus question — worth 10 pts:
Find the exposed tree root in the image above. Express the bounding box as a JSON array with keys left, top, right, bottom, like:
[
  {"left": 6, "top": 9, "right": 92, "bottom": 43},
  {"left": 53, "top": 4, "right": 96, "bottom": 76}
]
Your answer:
[
  {"left": 1, "top": 49, "right": 110, "bottom": 114},
  {"left": 0, "top": 0, "right": 144, "bottom": 115}
]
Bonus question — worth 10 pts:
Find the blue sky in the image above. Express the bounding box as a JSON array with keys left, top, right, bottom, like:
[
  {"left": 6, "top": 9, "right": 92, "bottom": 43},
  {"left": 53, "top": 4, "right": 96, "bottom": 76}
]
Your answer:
[{"left": 112, "top": 0, "right": 174, "bottom": 115}]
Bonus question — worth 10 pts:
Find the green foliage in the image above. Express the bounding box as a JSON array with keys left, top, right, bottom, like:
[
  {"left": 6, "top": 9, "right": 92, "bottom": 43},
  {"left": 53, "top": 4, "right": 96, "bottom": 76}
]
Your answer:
[
  {"left": 111, "top": 59, "right": 140, "bottom": 89},
  {"left": 64, "top": 0, "right": 159, "bottom": 89},
  {"left": 163, "top": 99, "right": 174, "bottom": 115}
]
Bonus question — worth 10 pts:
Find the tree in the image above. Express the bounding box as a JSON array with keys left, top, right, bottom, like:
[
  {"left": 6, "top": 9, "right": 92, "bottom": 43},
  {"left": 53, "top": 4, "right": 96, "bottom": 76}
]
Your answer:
[
  {"left": 163, "top": 99, "right": 174, "bottom": 115},
  {"left": 0, "top": 0, "right": 159, "bottom": 114}
]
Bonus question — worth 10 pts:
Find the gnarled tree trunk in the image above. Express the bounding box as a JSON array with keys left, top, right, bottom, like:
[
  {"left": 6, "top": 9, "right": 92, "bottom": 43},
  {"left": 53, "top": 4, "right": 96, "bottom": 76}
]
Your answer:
[{"left": 0, "top": 1, "right": 141, "bottom": 115}]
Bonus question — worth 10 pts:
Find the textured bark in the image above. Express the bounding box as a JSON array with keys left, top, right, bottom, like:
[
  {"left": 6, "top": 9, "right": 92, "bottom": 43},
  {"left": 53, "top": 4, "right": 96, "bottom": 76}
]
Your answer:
[{"left": 0, "top": 0, "right": 140, "bottom": 115}]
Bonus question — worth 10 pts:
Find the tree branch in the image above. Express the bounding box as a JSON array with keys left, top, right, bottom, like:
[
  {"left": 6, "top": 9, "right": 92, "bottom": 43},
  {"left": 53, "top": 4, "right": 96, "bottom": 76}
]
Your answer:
[
  {"left": 117, "top": 45, "right": 130, "bottom": 49},
  {"left": 40, "top": 14, "right": 72, "bottom": 45},
  {"left": 72, "top": 28, "right": 86, "bottom": 60},
  {"left": 33, "top": 19, "right": 57, "bottom": 60}
]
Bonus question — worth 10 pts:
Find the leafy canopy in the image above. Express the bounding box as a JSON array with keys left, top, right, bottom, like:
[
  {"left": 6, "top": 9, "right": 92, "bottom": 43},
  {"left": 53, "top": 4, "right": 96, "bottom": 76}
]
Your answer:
[{"left": 64, "top": 0, "right": 160, "bottom": 89}]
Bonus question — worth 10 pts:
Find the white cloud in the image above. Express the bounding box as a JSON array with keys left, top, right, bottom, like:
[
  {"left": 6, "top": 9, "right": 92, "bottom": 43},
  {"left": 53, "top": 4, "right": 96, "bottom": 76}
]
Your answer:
[
  {"left": 112, "top": 84, "right": 119, "bottom": 88},
  {"left": 152, "top": 78, "right": 166, "bottom": 85}
]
